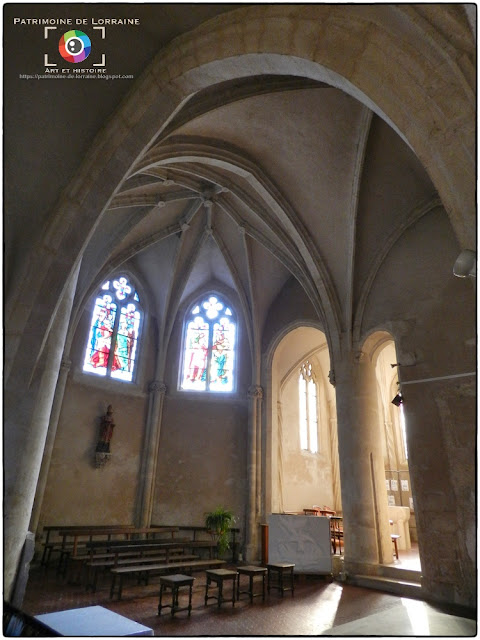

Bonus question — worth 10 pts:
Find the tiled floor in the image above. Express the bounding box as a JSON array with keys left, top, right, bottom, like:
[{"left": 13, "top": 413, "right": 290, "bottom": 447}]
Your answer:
[{"left": 21, "top": 557, "right": 476, "bottom": 637}]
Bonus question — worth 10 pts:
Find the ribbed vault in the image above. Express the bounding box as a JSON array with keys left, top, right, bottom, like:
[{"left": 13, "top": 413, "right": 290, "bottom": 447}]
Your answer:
[{"left": 71, "top": 78, "right": 439, "bottom": 365}]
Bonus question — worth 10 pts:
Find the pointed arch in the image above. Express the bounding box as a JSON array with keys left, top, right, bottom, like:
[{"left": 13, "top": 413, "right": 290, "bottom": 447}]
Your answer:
[
  {"left": 7, "top": 5, "right": 473, "bottom": 386},
  {"left": 265, "top": 323, "right": 339, "bottom": 516}
]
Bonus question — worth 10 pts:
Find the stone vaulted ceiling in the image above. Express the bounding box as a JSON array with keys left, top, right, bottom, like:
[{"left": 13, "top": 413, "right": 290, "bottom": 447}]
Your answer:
[
  {"left": 76, "top": 74, "right": 437, "bottom": 353},
  {"left": 4, "top": 3, "right": 474, "bottom": 377}
]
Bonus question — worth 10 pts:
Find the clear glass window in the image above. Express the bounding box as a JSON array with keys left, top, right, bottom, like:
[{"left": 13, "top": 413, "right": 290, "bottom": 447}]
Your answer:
[{"left": 299, "top": 361, "right": 319, "bottom": 453}]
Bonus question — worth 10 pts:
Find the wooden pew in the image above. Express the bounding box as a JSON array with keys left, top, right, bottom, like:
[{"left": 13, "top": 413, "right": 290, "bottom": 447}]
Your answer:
[
  {"left": 47, "top": 526, "right": 178, "bottom": 575},
  {"left": 109, "top": 558, "right": 227, "bottom": 600},
  {"left": 152, "top": 524, "right": 241, "bottom": 561},
  {"left": 40, "top": 524, "right": 136, "bottom": 567},
  {"left": 82, "top": 539, "right": 218, "bottom": 589},
  {"left": 65, "top": 539, "right": 187, "bottom": 584}
]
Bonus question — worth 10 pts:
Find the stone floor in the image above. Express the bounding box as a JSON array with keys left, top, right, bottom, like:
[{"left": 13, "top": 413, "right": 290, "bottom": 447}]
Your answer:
[
  {"left": 386, "top": 543, "right": 422, "bottom": 572},
  {"left": 21, "top": 556, "right": 476, "bottom": 637}
]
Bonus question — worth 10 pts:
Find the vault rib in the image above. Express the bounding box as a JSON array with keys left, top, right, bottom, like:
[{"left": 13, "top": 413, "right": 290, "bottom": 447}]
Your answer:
[{"left": 345, "top": 106, "right": 373, "bottom": 346}]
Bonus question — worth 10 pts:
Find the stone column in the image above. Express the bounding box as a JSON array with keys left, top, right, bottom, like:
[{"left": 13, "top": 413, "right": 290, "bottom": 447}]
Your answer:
[
  {"left": 4, "top": 261, "right": 80, "bottom": 601},
  {"left": 136, "top": 380, "right": 167, "bottom": 527},
  {"left": 327, "top": 397, "right": 342, "bottom": 512},
  {"left": 29, "top": 356, "right": 72, "bottom": 535},
  {"left": 334, "top": 349, "right": 392, "bottom": 567},
  {"left": 383, "top": 419, "right": 395, "bottom": 470},
  {"left": 276, "top": 399, "right": 285, "bottom": 514},
  {"left": 245, "top": 384, "right": 263, "bottom": 561}
]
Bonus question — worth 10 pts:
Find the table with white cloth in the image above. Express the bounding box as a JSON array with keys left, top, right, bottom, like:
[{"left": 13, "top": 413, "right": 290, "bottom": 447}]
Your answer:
[{"left": 35, "top": 605, "right": 153, "bottom": 636}]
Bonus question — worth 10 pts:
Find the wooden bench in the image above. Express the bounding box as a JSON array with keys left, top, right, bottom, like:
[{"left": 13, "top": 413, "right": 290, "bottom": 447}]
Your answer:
[
  {"left": 152, "top": 524, "right": 241, "bottom": 561},
  {"left": 42, "top": 525, "right": 177, "bottom": 571},
  {"left": 81, "top": 538, "right": 215, "bottom": 566},
  {"left": 85, "top": 552, "right": 200, "bottom": 592},
  {"left": 110, "top": 558, "right": 227, "bottom": 600},
  {"left": 40, "top": 525, "right": 137, "bottom": 567},
  {"left": 67, "top": 549, "right": 157, "bottom": 584},
  {"left": 80, "top": 539, "right": 216, "bottom": 589},
  {"left": 53, "top": 527, "right": 179, "bottom": 575},
  {"left": 81, "top": 537, "right": 192, "bottom": 561}
]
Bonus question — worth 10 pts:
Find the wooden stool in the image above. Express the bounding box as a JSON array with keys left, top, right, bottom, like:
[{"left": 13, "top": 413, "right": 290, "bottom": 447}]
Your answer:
[
  {"left": 205, "top": 569, "right": 238, "bottom": 607},
  {"left": 391, "top": 534, "right": 400, "bottom": 559},
  {"left": 266, "top": 562, "right": 295, "bottom": 596},
  {"left": 236, "top": 565, "right": 267, "bottom": 603},
  {"left": 158, "top": 574, "right": 195, "bottom": 617}
]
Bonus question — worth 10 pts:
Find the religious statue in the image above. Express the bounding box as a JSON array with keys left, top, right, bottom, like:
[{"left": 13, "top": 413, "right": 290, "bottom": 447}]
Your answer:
[{"left": 95, "top": 404, "right": 115, "bottom": 467}]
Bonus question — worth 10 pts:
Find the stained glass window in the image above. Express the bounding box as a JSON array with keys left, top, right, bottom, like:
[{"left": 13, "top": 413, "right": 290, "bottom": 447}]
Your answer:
[
  {"left": 299, "top": 361, "right": 318, "bottom": 453},
  {"left": 181, "top": 295, "right": 236, "bottom": 392},
  {"left": 83, "top": 276, "right": 142, "bottom": 382}
]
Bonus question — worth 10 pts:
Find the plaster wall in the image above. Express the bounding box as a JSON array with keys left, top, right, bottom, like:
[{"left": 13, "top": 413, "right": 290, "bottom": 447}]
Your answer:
[
  {"left": 363, "top": 210, "right": 476, "bottom": 606},
  {"left": 152, "top": 394, "right": 248, "bottom": 533},
  {"left": 262, "top": 277, "right": 320, "bottom": 353},
  {"left": 149, "top": 285, "right": 251, "bottom": 540},
  {"left": 38, "top": 380, "right": 147, "bottom": 529},
  {"left": 270, "top": 324, "right": 335, "bottom": 515},
  {"left": 280, "top": 368, "right": 334, "bottom": 512},
  {"left": 36, "top": 293, "right": 156, "bottom": 531}
]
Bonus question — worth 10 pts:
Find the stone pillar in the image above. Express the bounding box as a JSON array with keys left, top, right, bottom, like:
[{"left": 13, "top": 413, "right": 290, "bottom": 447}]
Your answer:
[
  {"left": 328, "top": 398, "right": 342, "bottom": 512},
  {"left": 245, "top": 384, "right": 263, "bottom": 561},
  {"left": 136, "top": 380, "right": 167, "bottom": 527},
  {"left": 383, "top": 419, "right": 395, "bottom": 470},
  {"left": 29, "top": 356, "right": 72, "bottom": 536},
  {"left": 276, "top": 400, "right": 285, "bottom": 514},
  {"left": 334, "top": 349, "right": 392, "bottom": 567},
  {"left": 4, "top": 261, "right": 80, "bottom": 601}
]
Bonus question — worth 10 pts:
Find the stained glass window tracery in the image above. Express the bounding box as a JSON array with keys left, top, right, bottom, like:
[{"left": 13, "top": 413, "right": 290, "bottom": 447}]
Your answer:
[
  {"left": 181, "top": 295, "right": 236, "bottom": 392},
  {"left": 83, "top": 276, "right": 142, "bottom": 382}
]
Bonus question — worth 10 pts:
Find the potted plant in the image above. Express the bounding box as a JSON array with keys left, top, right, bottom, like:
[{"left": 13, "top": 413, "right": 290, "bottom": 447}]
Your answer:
[{"left": 205, "top": 506, "right": 234, "bottom": 555}]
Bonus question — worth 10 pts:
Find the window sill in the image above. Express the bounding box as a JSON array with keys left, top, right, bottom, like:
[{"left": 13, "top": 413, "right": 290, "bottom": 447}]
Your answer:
[
  {"left": 72, "top": 369, "right": 147, "bottom": 397},
  {"left": 300, "top": 449, "right": 320, "bottom": 457},
  {"left": 170, "top": 389, "right": 245, "bottom": 402}
]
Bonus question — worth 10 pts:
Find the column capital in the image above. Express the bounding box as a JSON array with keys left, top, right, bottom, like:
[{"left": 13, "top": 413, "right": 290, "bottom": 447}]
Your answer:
[
  {"left": 248, "top": 385, "right": 263, "bottom": 399},
  {"left": 328, "top": 369, "right": 336, "bottom": 387},
  {"left": 354, "top": 350, "right": 366, "bottom": 363},
  {"left": 149, "top": 380, "right": 167, "bottom": 394},
  {"left": 60, "top": 357, "right": 72, "bottom": 372}
]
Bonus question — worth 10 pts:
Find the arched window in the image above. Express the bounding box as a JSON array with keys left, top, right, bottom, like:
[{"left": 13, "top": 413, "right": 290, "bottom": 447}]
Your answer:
[
  {"left": 298, "top": 361, "right": 318, "bottom": 453},
  {"left": 83, "top": 276, "right": 142, "bottom": 382},
  {"left": 399, "top": 403, "right": 409, "bottom": 460},
  {"left": 180, "top": 294, "right": 236, "bottom": 392}
]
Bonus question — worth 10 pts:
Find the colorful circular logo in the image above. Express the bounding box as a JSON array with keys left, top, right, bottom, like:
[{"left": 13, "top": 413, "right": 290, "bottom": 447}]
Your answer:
[{"left": 59, "top": 30, "right": 91, "bottom": 63}]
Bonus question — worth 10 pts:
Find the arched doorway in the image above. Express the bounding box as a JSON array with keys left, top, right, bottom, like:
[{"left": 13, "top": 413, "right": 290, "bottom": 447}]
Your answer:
[
  {"left": 269, "top": 327, "right": 340, "bottom": 516},
  {"left": 370, "top": 332, "right": 420, "bottom": 570}
]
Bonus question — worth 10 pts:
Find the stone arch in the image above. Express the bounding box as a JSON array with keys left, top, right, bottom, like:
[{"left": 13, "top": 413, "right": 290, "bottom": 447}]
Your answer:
[
  {"left": 7, "top": 4, "right": 475, "bottom": 388},
  {"left": 362, "top": 330, "right": 397, "bottom": 366},
  {"left": 265, "top": 324, "right": 338, "bottom": 517},
  {"left": 361, "top": 330, "right": 418, "bottom": 559}
]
